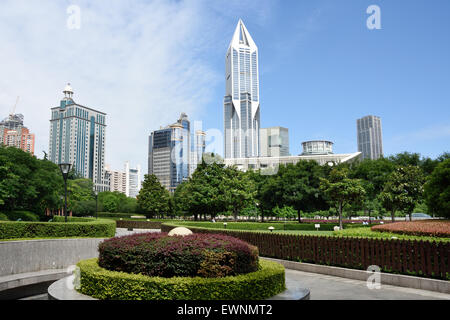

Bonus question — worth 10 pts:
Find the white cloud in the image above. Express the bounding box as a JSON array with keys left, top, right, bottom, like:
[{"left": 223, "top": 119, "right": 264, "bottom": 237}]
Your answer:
[
  {"left": 0, "top": 0, "right": 219, "bottom": 173},
  {"left": 0, "top": 0, "right": 277, "bottom": 174}
]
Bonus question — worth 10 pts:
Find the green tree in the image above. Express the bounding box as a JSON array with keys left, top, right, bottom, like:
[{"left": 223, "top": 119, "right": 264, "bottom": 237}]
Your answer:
[
  {"left": 260, "top": 160, "right": 328, "bottom": 223},
  {"left": 379, "top": 166, "right": 425, "bottom": 221},
  {"left": 273, "top": 205, "right": 297, "bottom": 229},
  {"left": 0, "top": 146, "right": 63, "bottom": 217},
  {"left": 221, "top": 166, "right": 256, "bottom": 221},
  {"left": 320, "top": 167, "right": 366, "bottom": 229},
  {"left": 137, "top": 174, "right": 170, "bottom": 218},
  {"left": 424, "top": 159, "right": 450, "bottom": 218}
]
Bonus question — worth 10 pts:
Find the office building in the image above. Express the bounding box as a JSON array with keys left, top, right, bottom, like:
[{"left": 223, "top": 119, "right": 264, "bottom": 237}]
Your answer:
[
  {"left": 260, "top": 127, "right": 289, "bottom": 157},
  {"left": 224, "top": 19, "right": 260, "bottom": 159},
  {"left": 149, "top": 113, "right": 205, "bottom": 192},
  {"left": 357, "top": 115, "right": 383, "bottom": 160},
  {"left": 49, "top": 84, "right": 109, "bottom": 192}
]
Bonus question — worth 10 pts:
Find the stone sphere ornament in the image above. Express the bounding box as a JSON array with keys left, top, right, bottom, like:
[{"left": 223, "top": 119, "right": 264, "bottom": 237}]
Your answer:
[{"left": 168, "top": 227, "right": 193, "bottom": 237}]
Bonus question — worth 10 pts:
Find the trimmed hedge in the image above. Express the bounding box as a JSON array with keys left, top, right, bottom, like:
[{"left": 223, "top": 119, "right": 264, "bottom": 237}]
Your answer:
[
  {"left": 0, "top": 211, "right": 40, "bottom": 221},
  {"left": 97, "top": 212, "right": 145, "bottom": 219},
  {"left": 98, "top": 233, "right": 259, "bottom": 277},
  {"left": 77, "top": 258, "right": 285, "bottom": 300},
  {"left": 115, "top": 220, "right": 161, "bottom": 229},
  {"left": 0, "top": 218, "right": 116, "bottom": 239}
]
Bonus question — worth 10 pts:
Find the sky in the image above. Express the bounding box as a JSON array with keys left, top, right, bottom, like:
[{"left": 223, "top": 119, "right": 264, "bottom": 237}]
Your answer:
[{"left": 0, "top": 0, "right": 449, "bottom": 174}]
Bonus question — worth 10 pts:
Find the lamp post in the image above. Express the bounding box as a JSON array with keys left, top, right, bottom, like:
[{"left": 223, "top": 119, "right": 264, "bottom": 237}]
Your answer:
[
  {"left": 58, "top": 163, "right": 72, "bottom": 223},
  {"left": 94, "top": 189, "right": 98, "bottom": 219}
]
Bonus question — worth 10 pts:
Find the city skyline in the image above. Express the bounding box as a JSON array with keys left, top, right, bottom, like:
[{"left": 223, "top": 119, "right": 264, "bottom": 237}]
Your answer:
[{"left": 1, "top": 1, "right": 449, "bottom": 174}]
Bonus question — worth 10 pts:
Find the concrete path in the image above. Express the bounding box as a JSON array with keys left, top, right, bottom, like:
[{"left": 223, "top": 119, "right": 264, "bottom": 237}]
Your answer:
[
  {"left": 285, "top": 269, "right": 450, "bottom": 300},
  {"left": 115, "top": 228, "right": 160, "bottom": 237}
]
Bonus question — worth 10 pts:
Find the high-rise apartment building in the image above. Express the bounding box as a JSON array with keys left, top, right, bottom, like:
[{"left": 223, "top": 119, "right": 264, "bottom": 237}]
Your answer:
[
  {"left": 148, "top": 113, "right": 205, "bottom": 192},
  {"left": 260, "top": 127, "right": 289, "bottom": 157},
  {"left": 125, "top": 161, "right": 141, "bottom": 198},
  {"left": 224, "top": 19, "right": 260, "bottom": 159},
  {"left": 357, "top": 115, "right": 383, "bottom": 160},
  {"left": 106, "top": 162, "right": 141, "bottom": 198},
  {"left": 106, "top": 164, "right": 126, "bottom": 194},
  {"left": 49, "top": 84, "right": 109, "bottom": 192},
  {"left": 190, "top": 130, "right": 206, "bottom": 174},
  {"left": 0, "top": 113, "right": 35, "bottom": 154}
]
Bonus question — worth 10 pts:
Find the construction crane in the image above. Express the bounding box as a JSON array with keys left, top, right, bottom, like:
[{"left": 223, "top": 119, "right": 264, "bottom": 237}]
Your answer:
[{"left": 9, "top": 96, "right": 20, "bottom": 117}]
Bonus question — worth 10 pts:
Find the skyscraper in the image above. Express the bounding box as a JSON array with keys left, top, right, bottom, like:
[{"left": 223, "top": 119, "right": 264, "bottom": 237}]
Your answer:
[
  {"left": 148, "top": 113, "right": 192, "bottom": 192},
  {"left": 224, "top": 19, "right": 260, "bottom": 159},
  {"left": 357, "top": 115, "right": 383, "bottom": 160},
  {"left": 49, "top": 84, "right": 109, "bottom": 191}
]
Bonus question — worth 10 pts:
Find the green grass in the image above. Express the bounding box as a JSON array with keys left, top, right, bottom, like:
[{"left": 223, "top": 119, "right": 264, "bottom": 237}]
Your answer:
[
  {"left": 165, "top": 221, "right": 449, "bottom": 242},
  {"left": 172, "top": 221, "right": 342, "bottom": 232}
]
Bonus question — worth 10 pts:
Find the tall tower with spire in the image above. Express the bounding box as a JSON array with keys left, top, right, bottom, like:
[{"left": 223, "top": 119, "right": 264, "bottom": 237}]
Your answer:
[
  {"left": 224, "top": 19, "right": 260, "bottom": 159},
  {"left": 49, "top": 84, "right": 109, "bottom": 192}
]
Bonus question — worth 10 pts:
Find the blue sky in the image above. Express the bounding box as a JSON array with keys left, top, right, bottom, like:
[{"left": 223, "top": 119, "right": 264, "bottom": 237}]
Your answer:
[
  {"left": 0, "top": 0, "right": 449, "bottom": 172},
  {"left": 201, "top": 0, "right": 450, "bottom": 158}
]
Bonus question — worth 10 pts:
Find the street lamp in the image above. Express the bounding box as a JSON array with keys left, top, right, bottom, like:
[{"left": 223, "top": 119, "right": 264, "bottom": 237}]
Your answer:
[
  {"left": 94, "top": 189, "right": 99, "bottom": 219},
  {"left": 59, "top": 163, "right": 72, "bottom": 223}
]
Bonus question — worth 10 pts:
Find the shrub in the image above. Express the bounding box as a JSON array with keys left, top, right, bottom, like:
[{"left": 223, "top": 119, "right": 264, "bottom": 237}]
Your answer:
[
  {"left": 4, "top": 211, "right": 39, "bottom": 221},
  {"left": 98, "top": 233, "right": 259, "bottom": 278},
  {"left": 97, "top": 212, "right": 145, "bottom": 218},
  {"left": 77, "top": 258, "right": 285, "bottom": 300},
  {"left": 371, "top": 220, "right": 450, "bottom": 238},
  {"left": 0, "top": 218, "right": 116, "bottom": 239},
  {"left": 0, "top": 213, "right": 8, "bottom": 221}
]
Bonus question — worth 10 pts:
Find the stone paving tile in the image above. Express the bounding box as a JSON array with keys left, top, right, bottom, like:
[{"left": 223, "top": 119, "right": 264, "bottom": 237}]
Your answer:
[{"left": 285, "top": 269, "right": 450, "bottom": 300}]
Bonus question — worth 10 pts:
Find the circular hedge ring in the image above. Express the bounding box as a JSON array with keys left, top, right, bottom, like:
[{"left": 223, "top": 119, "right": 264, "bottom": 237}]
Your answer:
[{"left": 77, "top": 258, "right": 285, "bottom": 300}]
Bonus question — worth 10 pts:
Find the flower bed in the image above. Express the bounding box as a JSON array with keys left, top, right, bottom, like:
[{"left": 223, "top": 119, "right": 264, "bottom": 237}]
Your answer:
[
  {"left": 98, "top": 233, "right": 259, "bottom": 278},
  {"left": 77, "top": 258, "right": 285, "bottom": 300},
  {"left": 371, "top": 220, "right": 450, "bottom": 237}
]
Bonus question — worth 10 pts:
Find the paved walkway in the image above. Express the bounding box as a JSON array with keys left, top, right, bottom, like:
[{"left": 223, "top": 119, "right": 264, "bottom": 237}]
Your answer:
[
  {"left": 115, "top": 228, "right": 160, "bottom": 237},
  {"left": 285, "top": 269, "right": 450, "bottom": 300}
]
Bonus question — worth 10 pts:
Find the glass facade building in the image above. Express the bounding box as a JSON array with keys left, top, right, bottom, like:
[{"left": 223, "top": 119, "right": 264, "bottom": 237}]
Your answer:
[
  {"left": 48, "top": 84, "right": 109, "bottom": 192},
  {"left": 148, "top": 113, "right": 205, "bottom": 192},
  {"left": 224, "top": 19, "right": 260, "bottom": 159}
]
